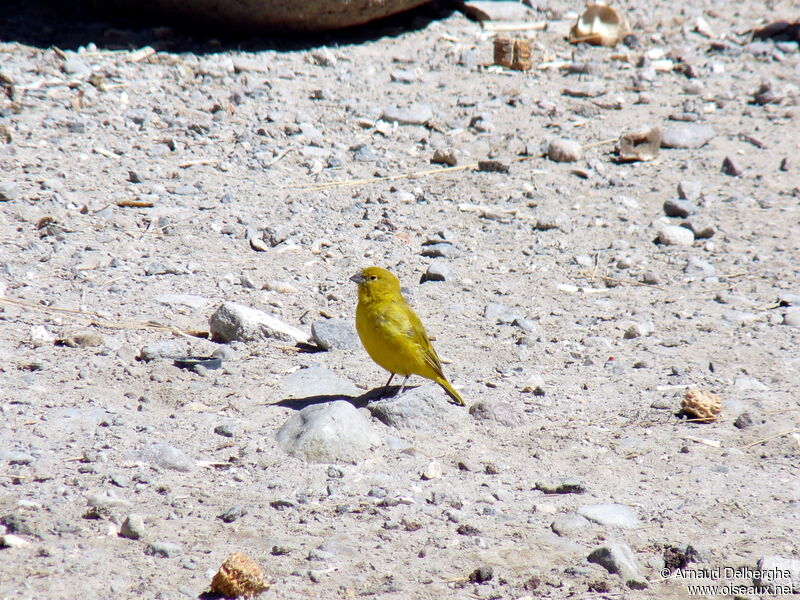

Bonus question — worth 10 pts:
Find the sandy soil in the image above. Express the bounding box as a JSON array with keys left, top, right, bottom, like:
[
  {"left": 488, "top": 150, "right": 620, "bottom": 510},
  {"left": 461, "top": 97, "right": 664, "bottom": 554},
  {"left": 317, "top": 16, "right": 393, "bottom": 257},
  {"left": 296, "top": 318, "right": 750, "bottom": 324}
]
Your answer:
[{"left": 1, "top": 1, "right": 799, "bottom": 598}]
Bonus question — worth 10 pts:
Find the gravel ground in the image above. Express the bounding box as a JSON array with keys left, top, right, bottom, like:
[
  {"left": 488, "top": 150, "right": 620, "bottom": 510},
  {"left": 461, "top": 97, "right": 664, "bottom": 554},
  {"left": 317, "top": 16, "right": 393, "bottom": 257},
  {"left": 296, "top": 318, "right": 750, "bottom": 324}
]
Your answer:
[{"left": 1, "top": 1, "right": 799, "bottom": 599}]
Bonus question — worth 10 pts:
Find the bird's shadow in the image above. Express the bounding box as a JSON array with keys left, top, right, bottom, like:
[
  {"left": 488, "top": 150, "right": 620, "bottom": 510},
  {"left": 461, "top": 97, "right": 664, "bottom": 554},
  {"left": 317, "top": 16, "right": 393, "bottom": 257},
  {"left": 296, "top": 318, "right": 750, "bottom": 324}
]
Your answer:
[
  {"left": 1, "top": 0, "right": 457, "bottom": 53},
  {"left": 272, "top": 385, "right": 417, "bottom": 410}
]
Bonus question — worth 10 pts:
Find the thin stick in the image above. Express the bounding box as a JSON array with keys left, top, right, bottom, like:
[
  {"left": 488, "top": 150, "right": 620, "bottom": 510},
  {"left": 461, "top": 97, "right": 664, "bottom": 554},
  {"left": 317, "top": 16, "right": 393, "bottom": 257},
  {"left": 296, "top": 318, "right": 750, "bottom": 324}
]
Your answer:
[{"left": 741, "top": 428, "right": 800, "bottom": 449}]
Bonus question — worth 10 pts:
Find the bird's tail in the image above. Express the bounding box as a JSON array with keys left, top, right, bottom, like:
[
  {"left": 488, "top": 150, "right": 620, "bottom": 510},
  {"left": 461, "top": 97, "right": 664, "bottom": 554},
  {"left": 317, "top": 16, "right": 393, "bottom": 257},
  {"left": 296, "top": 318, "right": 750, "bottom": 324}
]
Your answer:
[{"left": 437, "top": 377, "right": 465, "bottom": 406}]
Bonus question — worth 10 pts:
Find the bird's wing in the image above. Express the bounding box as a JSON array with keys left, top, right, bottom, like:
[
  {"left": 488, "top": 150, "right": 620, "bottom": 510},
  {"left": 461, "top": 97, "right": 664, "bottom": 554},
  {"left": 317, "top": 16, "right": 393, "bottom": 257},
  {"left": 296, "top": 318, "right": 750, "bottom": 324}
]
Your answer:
[{"left": 402, "top": 307, "right": 446, "bottom": 378}]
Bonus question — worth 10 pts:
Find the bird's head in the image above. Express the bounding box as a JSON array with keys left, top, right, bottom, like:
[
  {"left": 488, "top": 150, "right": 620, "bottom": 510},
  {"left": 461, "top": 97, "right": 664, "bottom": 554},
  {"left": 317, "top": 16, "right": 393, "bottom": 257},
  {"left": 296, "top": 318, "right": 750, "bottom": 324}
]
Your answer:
[{"left": 350, "top": 266, "right": 401, "bottom": 301}]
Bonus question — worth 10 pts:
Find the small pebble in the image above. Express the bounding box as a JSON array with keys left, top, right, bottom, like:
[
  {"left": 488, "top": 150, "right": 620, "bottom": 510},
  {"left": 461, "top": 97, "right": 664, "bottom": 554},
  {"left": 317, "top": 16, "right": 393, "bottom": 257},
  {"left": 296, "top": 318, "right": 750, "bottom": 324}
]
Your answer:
[
  {"left": 547, "top": 138, "right": 582, "bottom": 163},
  {"left": 422, "top": 261, "right": 451, "bottom": 282},
  {"left": 721, "top": 156, "right": 743, "bottom": 177},
  {"left": 119, "top": 514, "right": 146, "bottom": 540},
  {"left": 657, "top": 225, "right": 695, "bottom": 247},
  {"left": 663, "top": 199, "right": 697, "bottom": 218}
]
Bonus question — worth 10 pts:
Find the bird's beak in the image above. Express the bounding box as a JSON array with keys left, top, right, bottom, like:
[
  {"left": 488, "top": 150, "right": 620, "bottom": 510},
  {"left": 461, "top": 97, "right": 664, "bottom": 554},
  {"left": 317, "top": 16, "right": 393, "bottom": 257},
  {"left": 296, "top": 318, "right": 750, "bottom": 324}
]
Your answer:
[{"left": 349, "top": 272, "right": 365, "bottom": 284}]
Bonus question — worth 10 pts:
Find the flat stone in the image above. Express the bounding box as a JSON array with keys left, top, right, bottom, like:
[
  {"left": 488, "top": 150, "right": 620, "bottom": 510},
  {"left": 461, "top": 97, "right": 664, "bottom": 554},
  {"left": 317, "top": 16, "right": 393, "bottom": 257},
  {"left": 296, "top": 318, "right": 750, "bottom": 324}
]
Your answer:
[
  {"left": 578, "top": 503, "right": 639, "bottom": 528},
  {"left": 381, "top": 103, "right": 433, "bottom": 125},
  {"left": 209, "top": 301, "right": 310, "bottom": 344},
  {"left": 484, "top": 302, "right": 519, "bottom": 324},
  {"left": 145, "top": 541, "right": 182, "bottom": 558},
  {"left": 139, "top": 340, "right": 184, "bottom": 362},
  {"left": 155, "top": 293, "right": 207, "bottom": 310},
  {"left": 276, "top": 401, "right": 381, "bottom": 463},
  {"left": 684, "top": 256, "right": 716, "bottom": 276},
  {"left": 551, "top": 513, "right": 592, "bottom": 536},
  {"left": 661, "top": 124, "right": 715, "bottom": 149},
  {"left": 469, "top": 400, "right": 524, "bottom": 427},
  {"left": 279, "top": 365, "right": 361, "bottom": 398},
  {"left": 756, "top": 555, "right": 800, "bottom": 591},
  {"left": 311, "top": 319, "right": 360, "bottom": 351},
  {"left": 139, "top": 443, "right": 195, "bottom": 472},
  {"left": 368, "top": 384, "right": 469, "bottom": 432}
]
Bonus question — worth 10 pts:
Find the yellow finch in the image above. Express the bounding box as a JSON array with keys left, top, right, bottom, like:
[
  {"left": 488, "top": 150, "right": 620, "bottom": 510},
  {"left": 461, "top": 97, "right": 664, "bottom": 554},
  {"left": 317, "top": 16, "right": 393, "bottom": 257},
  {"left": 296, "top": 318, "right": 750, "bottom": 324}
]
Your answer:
[{"left": 350, "top": 266, "right": 465, "bottom": 406}]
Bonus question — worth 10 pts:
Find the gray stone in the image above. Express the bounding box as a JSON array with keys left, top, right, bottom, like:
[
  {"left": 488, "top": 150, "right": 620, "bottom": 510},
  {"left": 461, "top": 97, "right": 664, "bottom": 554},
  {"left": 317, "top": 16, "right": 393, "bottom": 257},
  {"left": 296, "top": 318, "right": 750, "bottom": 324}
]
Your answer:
[
  {"left": 551, "top": 513, "right": 592, "bottom": 536},
  {"left": 469, "top": 400, "right": 524, "bottom": 427},
  {"left": 368, "top": 384, "right": 469, "bottom": 432},
  {"left": 783, "top": 309, "right": 800, "bottom": 328},
  {"left": 381, "top": 103, "right": 433, "bottom": 125},
  {"left": 299, "top": 122, "right": 323, "bottom": 145},
  {"left": 0, "top": 450, "right": 35, "bottom": 465},
  {"left": 657, "top": 225, "right": 695, "bottom": 246},
  {"left": 663, "top": 199, "right": 697, "bottom": 218},
  {"left": 145, "top": 541, "right": 182, "bottom": 558},
  {"left": 420, "top": 242, "right": 458, "bottom": 258},
  {"left": 755, "top": 555, "right": 800, "bottom": 591},
  {"left": 390, "top": 69, "right": 417, "bottom": 83},
  {"left": 431, "top": 148, "right": 457, "bottom": 166},
  {"left": 484, "top": 302, "right": 519, "bottom": 324},
  {"left": 547, "top": 138, "right": 582, "bottom": 163},
  {"left": 139, "top": 340, "right": 184, "bottom": 362},
  {"left": 684, "top": 256, "right": 716, "bottom": 276},
  {"left": 209, "top": 301, "right": 310, "bottom": 344},
  {"left": 0, "top": 182, "right": 19, "bottom": 202},
  {"left": 279, "top": 365, "right": 360, "bottom": 398},
  {"left": 311, "top": 319, "right": 360, "bottom": 351},
  {"left": 63, "top": 56, "right": 91, "bottom": 78},
  {"left": 155, "top": 293, "right": 207, "bottom": 310},
  {"left": 661, "top": 124, "right": 715, "bottom": 149},
  {"left": 86, "top": 491, "right": 132, "bottom": 511},
  {"left": 139, "top": 443, "right": 195, "bottom": 472},
  {"left": 119, "top": 514, "right": 146, "bottom": 540},
  {"left": 588, "top": 543, "right": 648, "bottom": 589},
  {"left": 578, "top": 503, "right": 639, "bottom": 528},
  {"left": 353, "top": 144, "right": 378, "bottom": 162},
  {"left": 276, "top": 401, "right": 380, "bottom": 464},
  {"left": 422, "top": 261, "right": 451, "bottom": 282},
  {"left": 677, "top": 181, "right": 702, "bottom": 202}
]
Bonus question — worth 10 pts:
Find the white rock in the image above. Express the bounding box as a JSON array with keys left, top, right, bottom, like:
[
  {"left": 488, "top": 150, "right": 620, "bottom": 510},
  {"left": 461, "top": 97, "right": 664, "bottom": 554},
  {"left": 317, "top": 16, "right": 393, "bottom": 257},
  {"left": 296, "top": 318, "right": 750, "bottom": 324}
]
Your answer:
[
  {"left": 0, "top": 534, "right": 31, "bottom": 548},
  {"left": 657, "top": 225, "right": 695, "bottom": 246},
  {"left": 209, "top": 301, "right": 310, "bottom": 344},
  {"left": 30, "top": 325, "right": 55, "bottom": 347},
  {"left": 578, "top": 503, "right": 639, "bottom": 528},
  {"left": 547, "top": 138, "right": 583, "bottom": 163},
  {"left": 276, "top": 401, "right": 381, "bottom": 464}
]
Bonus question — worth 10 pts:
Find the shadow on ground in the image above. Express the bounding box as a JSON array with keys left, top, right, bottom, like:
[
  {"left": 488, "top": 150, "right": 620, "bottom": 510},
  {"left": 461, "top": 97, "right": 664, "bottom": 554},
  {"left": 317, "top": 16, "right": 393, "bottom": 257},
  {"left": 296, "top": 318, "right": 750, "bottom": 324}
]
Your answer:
[
  {"left": 0, "top": 0, "right": 458, "bottom": 54},
  {"left": 272, "top": 384, "right": 418, "bottom": 410}
]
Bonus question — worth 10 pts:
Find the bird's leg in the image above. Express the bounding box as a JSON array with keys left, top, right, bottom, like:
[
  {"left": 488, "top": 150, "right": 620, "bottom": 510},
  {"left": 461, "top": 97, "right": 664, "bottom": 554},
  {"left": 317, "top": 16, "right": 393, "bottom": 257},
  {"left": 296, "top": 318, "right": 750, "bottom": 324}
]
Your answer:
[
  {"left": 381, "top": 373, "right": 395, "bottom": 398},
  {"left": 397, "top": 375, "right": 410, "bottom": 396}
]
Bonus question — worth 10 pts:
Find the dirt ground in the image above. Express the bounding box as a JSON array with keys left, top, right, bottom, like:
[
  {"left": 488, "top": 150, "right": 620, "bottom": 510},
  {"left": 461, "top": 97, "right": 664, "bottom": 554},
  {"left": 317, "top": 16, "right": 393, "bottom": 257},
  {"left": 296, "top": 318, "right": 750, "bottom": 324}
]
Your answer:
[{"left": 1, "top": 1, "right": 799, "bottom": 598}]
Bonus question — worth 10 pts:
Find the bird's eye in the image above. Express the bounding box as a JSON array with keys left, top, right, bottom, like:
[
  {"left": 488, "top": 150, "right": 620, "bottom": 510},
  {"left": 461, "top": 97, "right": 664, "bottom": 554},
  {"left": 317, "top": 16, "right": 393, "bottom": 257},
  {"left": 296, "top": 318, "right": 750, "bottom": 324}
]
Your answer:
[{"left": 369, "top": 276, "right": 377, "bottom": 280}]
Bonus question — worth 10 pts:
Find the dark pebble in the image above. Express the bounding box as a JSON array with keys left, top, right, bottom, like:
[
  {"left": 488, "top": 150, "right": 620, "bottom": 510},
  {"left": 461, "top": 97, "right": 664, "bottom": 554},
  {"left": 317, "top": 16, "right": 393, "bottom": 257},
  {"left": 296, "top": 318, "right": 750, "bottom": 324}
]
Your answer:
[{"left": 469, "top": 566, "right": 494, "bottom": 583}]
